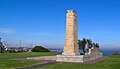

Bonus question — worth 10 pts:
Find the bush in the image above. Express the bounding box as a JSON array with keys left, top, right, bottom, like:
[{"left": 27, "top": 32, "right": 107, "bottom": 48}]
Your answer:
[
  {"left": 32, "top": 46, "right": 50, "bottom": 52},
  {"left": 4, "top": 50, "right": 28, "bottom": 53}
]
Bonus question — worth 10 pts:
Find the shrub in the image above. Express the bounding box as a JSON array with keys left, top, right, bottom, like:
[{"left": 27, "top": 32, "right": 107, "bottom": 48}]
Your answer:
[{"left": 32, "top": 46, "right": 50, "bottom": 52}]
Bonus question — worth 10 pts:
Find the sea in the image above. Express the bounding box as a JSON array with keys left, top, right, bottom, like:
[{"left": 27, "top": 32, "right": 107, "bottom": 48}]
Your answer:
[{"left": 50, "top": 49, "right": 120, "bottom": 55}]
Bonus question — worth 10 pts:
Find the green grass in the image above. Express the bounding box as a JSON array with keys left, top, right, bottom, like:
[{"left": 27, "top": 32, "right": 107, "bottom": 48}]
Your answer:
[
  {"left": 39, "top": 55, "right": 120, "bottom": 69},
  {"left": 0, "top": 60, "right": 40, "bottom": 69},
  {"left": 0, "top": 52, "right": 58, "bottom": 69},
  {"left": 0, "top": 52, "right": 58, "bottom": 59}
]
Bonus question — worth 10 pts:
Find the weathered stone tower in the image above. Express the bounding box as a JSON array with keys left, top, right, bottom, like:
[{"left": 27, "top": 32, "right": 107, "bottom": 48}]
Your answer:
[
  {"left": 56, "top": 10, "right": 82, "bottom": 62},
  {"left": 62, "top": 10, "right": 80, "bottom": 55}
]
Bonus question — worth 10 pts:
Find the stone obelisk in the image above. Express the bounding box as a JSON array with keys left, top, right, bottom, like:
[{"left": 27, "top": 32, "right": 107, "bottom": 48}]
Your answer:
[
  {"left": 56, "top": 10, "right": 80, "bottom": 62},
  {"left": 62, "top": 10, "right": 80, "bottom": 55}
]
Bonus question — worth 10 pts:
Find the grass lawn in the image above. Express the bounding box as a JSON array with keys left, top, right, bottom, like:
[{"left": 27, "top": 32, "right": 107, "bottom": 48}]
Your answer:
[
  {"left": 0, "top": 60, "right": 41, "bottom": 69},
  {"left": 0, "top": 52, "right": 58, "bottom": 69},
  {"left": 39, "top": 55, "right": 120, "bottom": 69},
  {"left": 0, "top": 52, "right": 58, "bottom": 59}
]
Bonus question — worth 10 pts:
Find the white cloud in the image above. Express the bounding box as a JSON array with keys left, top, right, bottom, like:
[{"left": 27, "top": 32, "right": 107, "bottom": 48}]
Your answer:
[
  {"left": 29, "top": 32, "right": 53, "bottom": 36},
  {"left": 0, "top": 28, "right": 15, "bottom": 34}
]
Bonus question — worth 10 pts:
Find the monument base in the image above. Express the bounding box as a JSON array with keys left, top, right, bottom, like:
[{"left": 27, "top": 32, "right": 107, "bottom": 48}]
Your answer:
[
  {"left": 56, "top": 55, "right": 88, "bottom": 62},
  {"left": 62, "top": 52, "right": 80, "bottom": 56},
  {"left": 56, "top": 53, "right": 103, "bottom": 62}
]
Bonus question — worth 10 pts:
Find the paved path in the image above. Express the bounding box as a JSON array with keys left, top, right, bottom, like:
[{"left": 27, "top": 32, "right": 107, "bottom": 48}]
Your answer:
[
  {"left": 16, "top": 62, "right": 57, "bottom": 69},
  {"left": 9, "top": 57, "right": 57, "bottom": 69}
]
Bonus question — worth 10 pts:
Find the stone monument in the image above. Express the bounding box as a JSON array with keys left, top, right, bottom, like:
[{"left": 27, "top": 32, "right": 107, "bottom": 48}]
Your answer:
[
  {"left": 56, "top": 10, "right": 83, "bottom": 62},
  {"left": 56, "top": 10, "right": 103, "bottom": 62},
  {"left": 62, "top": 10, "right": 80, "bottom": 56}
]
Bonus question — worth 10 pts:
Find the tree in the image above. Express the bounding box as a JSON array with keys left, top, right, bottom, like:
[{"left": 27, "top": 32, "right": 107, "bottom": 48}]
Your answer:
[
  {"left": 92, "top": 43, "right": 95, "bottom": 48},
  {"left": 32, "top": 46, "right": 50, "bottom": 52},
  {"left": 78, "top": 38, "right": 87, "bottom": 54},
  {"left": 0, "top": 38, "right": 5, "bottom": 53},
  {"left": 87, "top": 39, "right": 92, "bottom": 49},
  {"left": 95, "top": 43, "right": 99, "bottom": 48},
  {"left": 78, "top": 38, "right": 101, "bottom": 55},
  {"left": 78, "top": 40, "right": 84, "bottom": 50}
]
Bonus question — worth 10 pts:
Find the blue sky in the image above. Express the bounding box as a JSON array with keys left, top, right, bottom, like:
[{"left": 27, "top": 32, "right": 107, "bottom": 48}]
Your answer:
[{"left": 0, "top": 0, "right": 120, "bottom": 49}]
